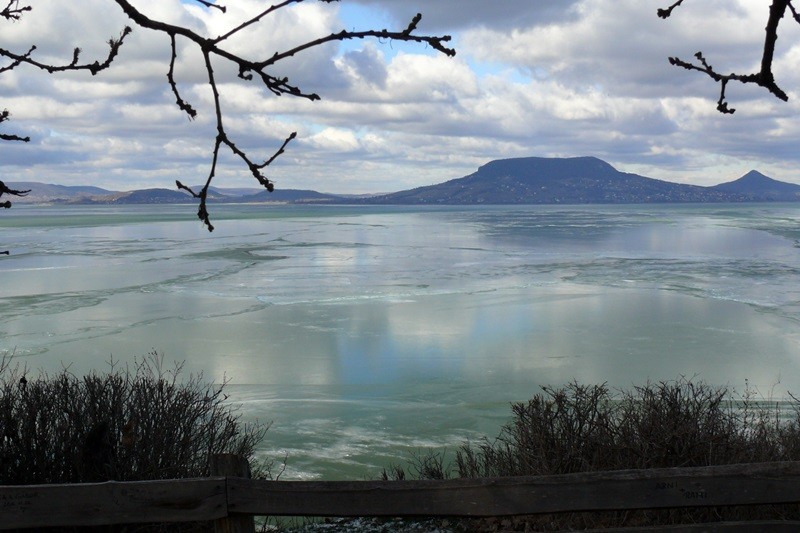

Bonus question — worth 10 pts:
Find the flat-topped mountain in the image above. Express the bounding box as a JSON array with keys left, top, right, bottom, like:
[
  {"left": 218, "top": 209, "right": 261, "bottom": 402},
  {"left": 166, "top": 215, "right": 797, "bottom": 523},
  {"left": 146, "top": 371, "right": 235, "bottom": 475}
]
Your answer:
[{"left": 365, "top": 156, "right": 744, "bottom": 204}]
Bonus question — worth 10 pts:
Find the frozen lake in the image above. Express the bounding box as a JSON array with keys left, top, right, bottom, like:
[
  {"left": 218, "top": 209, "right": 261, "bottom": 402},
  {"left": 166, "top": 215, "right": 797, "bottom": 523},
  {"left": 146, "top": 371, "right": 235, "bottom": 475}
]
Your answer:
[{"left": 3, "top": 203, "right": 800, "bottom": 478}]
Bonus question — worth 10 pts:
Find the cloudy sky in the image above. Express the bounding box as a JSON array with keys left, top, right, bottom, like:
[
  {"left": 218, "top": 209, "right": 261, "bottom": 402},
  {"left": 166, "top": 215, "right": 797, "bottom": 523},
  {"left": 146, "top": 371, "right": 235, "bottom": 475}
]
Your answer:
[{"left": 1, "top": 0, "right": 800, "bottom": 194}]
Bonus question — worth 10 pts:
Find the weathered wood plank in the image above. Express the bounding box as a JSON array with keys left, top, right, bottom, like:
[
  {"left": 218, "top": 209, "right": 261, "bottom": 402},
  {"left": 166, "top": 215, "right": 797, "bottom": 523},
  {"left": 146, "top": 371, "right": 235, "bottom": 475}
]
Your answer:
[
  {"left": 0, "top": 477, "right": 226, "bottom": 529},
  {"left": 589, "top": 521, "right": 800, "bottom": 532},
  {"left": 212, "top": 454, "right": 255, "bottom": 533},
  {"left": 4, "top": 461, "right": 800, "bottom": 528},
  {"left": 227, "top": 461, "right": 800, "bottom": 517}
]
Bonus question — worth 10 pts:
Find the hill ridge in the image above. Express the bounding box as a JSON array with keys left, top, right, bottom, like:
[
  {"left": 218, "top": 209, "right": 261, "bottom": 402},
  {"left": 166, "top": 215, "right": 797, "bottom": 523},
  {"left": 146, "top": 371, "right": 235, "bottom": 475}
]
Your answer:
[{"left": 7, "top": 156, "right": 800, "bottom": 205}]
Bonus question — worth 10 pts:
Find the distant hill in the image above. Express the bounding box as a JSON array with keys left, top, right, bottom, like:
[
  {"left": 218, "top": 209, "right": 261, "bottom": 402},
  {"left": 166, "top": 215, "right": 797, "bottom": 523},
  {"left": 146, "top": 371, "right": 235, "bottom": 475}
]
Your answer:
[
  {"left": 8, "top": 157, "right": 800, "bottom": 206},
  {"left": 240, "top": 189, "right": 341, "bottom": 203},
  {"left": 6, "top": 182, "right": 117, "bottom": 203},
  {"left": 364, "top": 156, "right": 744, "bottom": 204},
  {"left": 58, "top": 187, "right": 339, "bottom": 205},
  {"left": 710, "top": 170, "right": 800, "bottom": 201},
  {"left": 7, "top": 182, "right": 338, "bottom": 205},
  {"left": 203, "top": 186, "right": 263, "bottom": 197},
  {"left": 108, "top": 188, "right": 195, "bottom": 204}
]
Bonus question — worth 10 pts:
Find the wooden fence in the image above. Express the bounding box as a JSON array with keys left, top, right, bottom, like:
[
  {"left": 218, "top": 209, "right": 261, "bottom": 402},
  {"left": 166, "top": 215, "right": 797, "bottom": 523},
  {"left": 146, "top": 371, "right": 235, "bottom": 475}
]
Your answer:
[{"left": 4, "top": 459, "right": 800, "bottom": 531}]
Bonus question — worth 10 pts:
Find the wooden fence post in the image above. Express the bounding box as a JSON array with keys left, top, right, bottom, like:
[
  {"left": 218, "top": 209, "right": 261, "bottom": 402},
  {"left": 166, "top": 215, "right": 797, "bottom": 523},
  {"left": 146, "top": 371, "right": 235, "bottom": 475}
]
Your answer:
[{"left": 211, "top": 454, "right": 255, "bottom": 533}]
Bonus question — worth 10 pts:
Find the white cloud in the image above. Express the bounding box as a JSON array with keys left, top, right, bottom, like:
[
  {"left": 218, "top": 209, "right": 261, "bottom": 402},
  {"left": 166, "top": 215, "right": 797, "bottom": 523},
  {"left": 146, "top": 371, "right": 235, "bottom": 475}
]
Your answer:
[{"left": 307, "top": 127, "right": 360, "bottom": 153}]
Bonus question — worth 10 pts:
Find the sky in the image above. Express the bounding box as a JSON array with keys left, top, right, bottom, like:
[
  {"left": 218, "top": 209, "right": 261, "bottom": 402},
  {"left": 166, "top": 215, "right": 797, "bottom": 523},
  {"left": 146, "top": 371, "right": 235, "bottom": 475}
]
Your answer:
[{"left": 2, "top": 0, "right": 800, "bottom": 194}]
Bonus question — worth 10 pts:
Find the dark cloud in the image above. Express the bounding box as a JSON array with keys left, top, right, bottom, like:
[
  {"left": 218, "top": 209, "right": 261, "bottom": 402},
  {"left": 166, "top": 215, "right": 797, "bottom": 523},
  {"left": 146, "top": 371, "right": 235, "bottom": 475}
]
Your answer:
[
  {"left": 349, "top": 0, "right": 582, "bottom": 31},
  {"left": 342, "top": 46, "right": 388, "bottom": 89}
]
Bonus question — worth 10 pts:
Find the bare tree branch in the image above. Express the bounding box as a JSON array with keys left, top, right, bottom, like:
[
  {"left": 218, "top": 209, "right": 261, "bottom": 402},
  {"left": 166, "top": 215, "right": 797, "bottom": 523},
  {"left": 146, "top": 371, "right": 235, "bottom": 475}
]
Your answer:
[
  {"left": 0, "top": 26, "right": 132, "bottom": 75},
  {"left": 0, "top": 133, "right": 29, "bottom": 142},
  {"left": 789, "top": 1, "right": 800, "bottom": 23},
  {"left": 0, "top": 18, "right": 132, "bottom": 142},
  {"left": 255, "top": 23, "right": 455, "bottom": 71},
  {"left": 660, "top": 0, "right": 793, "bottom": 114},
  {"left": 211, "top": 0, "right": 296, "bottom": 44},
  {"left": 175, "top": 46, "right": 295, "bottom": 231},
  {"left": 0, "top": 0, "right": 31, "bottom": 21},
  {"left": 193, "top": 0, "right": 226, "bottom": 14},
  {"left": 168, "top": 34, "right": 197, "bottom": 120},
  {"left": 0, "top": 109, "right": 29, "bottom": 142},
  {"left": 0, "top": 180, "right": 30, "bottom": 211},
  {"left": 656, "top": 0, "right": 685, "bottom": 19},
  {"left": 0, "top": 180, "right": 30, "bottom": 197}
]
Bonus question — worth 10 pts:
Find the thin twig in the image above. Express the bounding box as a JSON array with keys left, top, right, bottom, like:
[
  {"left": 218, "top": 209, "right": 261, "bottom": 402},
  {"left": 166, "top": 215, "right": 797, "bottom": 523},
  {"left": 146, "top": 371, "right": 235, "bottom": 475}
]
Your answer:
[
  {"left": 193, "top": 0, "right": 226, "bottom": 14},
  {"left": 657, "top": 0, "right": 685, "bottom": 19},
  {"left": 167, "top": 34, "right": 197, "bottom": 119},
  {"left": 211, "top": 0, "right": 299, "bottom": 44}
]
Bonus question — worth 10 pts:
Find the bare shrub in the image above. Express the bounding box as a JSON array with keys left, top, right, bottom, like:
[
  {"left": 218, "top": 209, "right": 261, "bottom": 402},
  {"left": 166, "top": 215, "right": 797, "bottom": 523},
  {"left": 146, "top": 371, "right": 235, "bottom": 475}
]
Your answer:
[
  {"left": 0, "top": 351, "right": 269, "bottom": 485},
  {"left": 450, "top": 378, "right": 799, "bottom": 479},
  {"left": 456, "top": 381, "right": 617, "bottom": 478},
  {"left": 398, "top": 378, "right": 800, "bottom": 530}
]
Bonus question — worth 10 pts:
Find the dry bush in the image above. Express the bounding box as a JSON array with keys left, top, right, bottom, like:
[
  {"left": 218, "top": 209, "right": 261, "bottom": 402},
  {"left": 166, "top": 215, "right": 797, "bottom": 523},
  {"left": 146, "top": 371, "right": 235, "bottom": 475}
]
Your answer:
[
  {"left": 456, "top": 381, "right": 616, "bottom": 478},
  {"left": 0, "top": 351, "right": 270, "bottom": 485},
  {"left": 451, "top": 379, "right": 798, "bottom": 479},
  {"left": 392, "top": 378, "right": 800, "bottom": 530}
]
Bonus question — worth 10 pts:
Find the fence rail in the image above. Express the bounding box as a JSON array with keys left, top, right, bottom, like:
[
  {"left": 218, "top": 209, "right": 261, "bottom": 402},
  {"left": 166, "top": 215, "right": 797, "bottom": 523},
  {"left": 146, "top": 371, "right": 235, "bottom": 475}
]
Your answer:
[{"left": 3, "top": 460, "right": 800, "bottom": 530}]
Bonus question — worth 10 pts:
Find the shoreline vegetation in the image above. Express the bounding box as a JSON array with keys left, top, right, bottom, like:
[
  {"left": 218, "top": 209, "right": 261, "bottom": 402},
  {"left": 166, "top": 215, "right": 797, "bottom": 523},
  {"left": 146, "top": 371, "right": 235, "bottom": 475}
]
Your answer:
[
  {"left": 381, "top": 379, "right": 800, "bottom": 531},
  {"left": 3, "top": 355, "right": 800, "bottom": 531},
  {"left": 0, "top": 351, "right": 273, "bottom": 485}
]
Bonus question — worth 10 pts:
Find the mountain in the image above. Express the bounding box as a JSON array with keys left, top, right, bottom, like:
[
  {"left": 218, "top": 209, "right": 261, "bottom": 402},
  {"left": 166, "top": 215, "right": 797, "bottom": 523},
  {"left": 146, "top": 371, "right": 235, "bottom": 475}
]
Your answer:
[
  {"left": 239, "top": 188, "right": 341, "bottom": 203},
  {"left": 107, "top": 187, "right": 340, "bottom": 204},
  {"left": 6, "top": 183, "right": 339, "bottom": 205},
  {"left": 108, "top": 188, "right": 195, "bottom": 204},
  {"left": 53, "top": 187, "right": 341, "bottom": 205},
  {"left": 5, "top": 182, "right": 117, "bottom": 203},
  {"left": 203, "top": 186, "right": 263, "bottom": 197},
  {"left": 710, "top": 170, "right": 800, "bottom": 201},
  {"left": 364, "top": 156, "right": 742, "bottom": 204},
  {"left": 8, "top": 157, "right": 800, "bottom": 206}
]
